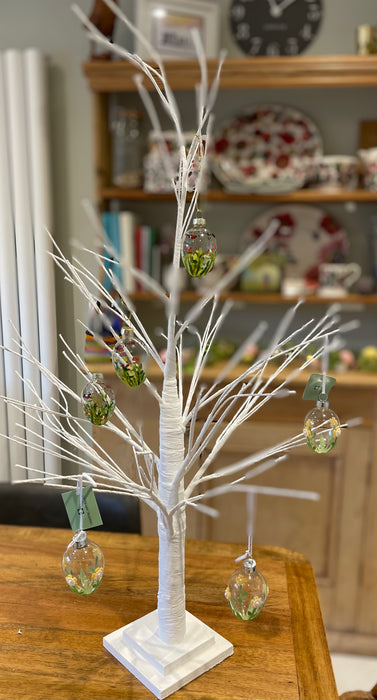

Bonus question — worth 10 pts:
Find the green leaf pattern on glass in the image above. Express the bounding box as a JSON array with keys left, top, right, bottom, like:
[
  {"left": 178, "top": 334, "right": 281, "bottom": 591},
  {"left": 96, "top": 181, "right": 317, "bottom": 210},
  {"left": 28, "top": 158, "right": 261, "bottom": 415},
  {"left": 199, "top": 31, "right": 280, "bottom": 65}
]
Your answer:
[
  {"left": 306, "top": 432, "right": 338, "bottom": 454},
  {"left": 227, "top": 583, "right": 264, "bottom": 621},
  {"left": 83, "top": 392, "right": 115, "bottom": 425},
  {"left": 113, "top": 356, "right": 146, "bottom": 387},
  {"left": 182, "top": 249, "right": 216, "bottom": 277},
  {"left": 65, "top": 555, "right": 103, "bottom": 596},
  {"left": 304, "top": 416, "right": 339, "bottom": 454}
]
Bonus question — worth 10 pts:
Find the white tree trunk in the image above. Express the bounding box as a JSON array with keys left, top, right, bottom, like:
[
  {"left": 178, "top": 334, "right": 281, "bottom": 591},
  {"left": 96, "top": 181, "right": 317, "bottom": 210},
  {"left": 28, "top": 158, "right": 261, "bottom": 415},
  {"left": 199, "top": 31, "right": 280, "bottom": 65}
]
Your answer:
[
  {"left": 157, "top": 507, "right": 186, "bottom": 644},
  {"left": 157, "top": 367, "right": 186, "bottom": 644}
]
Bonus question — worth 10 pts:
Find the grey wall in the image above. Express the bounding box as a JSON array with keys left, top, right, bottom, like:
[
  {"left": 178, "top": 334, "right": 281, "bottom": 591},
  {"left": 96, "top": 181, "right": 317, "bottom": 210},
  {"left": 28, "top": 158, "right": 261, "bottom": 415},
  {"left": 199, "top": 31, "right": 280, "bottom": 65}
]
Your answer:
[
  {"left": 1, "top": 0, "right": 377, "bottom": 378},
  {"left": 0, "top": 0, "right": 95, "bottom": 387}
]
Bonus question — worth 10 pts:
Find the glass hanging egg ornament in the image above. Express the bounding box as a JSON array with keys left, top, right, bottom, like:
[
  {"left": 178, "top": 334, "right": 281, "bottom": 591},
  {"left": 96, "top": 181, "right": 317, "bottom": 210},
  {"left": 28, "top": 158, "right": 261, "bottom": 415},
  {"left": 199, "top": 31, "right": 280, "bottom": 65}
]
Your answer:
[
  {"left": 225, "top": 555, "right": 268, "bottom": 621},
  {"left": 302, "top": 373, "right": 341, "bottom": 455},
  {"left": 304, "top": 403, "right": 341, "bottom": 454},
  {"left": 81, "top": 373, "right": 115, "bottom": 425},
  {"left": 182, "top": 214, "right": 217, "bottom": 277},
  {"left": 62, "top": 530, "right": 104, "bottom": 596},
  {"left": 112, "top": 326, "right": 146, "bottom": 387}
]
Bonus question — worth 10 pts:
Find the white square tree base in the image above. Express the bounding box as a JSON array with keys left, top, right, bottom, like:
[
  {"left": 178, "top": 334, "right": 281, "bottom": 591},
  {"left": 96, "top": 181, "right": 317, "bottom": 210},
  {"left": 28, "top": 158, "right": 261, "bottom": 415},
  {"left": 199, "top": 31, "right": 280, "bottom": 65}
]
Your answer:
[{"left": 103, "top": 609, "right": 233, "bottom": 699}]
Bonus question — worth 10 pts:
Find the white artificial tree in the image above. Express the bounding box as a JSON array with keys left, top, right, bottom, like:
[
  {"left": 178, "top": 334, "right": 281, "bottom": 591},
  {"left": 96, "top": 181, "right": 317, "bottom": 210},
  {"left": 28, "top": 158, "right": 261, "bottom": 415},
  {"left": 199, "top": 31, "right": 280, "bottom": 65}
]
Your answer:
[{"left": 0, "top": 2, "right": 358, "bottom": 697}]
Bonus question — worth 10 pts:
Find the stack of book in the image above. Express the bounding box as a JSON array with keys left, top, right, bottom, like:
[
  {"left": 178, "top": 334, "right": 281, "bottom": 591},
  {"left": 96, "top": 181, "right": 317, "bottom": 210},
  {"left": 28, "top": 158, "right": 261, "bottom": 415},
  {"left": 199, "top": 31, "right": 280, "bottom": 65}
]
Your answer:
[
  {"left": 84, "top": 331, "right": 116, "bottom": 364},
  {"left": 84, "top": 211, "right": 162, "bottom": 366},
  {"left": 101, "top": 210, "right": 160, "bottom": 293}
]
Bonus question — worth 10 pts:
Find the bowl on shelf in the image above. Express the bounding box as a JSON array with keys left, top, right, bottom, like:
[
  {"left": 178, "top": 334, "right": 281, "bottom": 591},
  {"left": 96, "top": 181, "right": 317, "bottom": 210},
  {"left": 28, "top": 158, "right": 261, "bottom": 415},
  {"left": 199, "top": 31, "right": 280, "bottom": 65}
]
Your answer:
[
  {"left": 212, "top": 154, "right": 314, "bottom": 194},
  {"left": 309, "top": 155, "right": 359, "bottom": 190},
  {"left": 211, "top": 103, "right": 323, "bottom": 195}
]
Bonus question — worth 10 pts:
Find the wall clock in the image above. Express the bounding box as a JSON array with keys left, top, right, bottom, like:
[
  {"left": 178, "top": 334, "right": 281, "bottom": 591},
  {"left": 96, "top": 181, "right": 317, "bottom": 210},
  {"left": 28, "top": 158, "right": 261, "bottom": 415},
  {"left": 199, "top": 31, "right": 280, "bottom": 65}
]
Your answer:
[{"left": 229, "top": 0, "right": 323, "bottom": 56}]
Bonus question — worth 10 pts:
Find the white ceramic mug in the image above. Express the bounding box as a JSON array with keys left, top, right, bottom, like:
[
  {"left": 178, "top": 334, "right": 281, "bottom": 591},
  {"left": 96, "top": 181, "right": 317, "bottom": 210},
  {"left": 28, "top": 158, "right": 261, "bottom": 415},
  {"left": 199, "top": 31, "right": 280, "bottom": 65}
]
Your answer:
[
  {"left": 357, "top": 148, "right": 377, "bottom": 190},
  {"left": 318, "top": 262, "right": 361, "bottom": 297}
]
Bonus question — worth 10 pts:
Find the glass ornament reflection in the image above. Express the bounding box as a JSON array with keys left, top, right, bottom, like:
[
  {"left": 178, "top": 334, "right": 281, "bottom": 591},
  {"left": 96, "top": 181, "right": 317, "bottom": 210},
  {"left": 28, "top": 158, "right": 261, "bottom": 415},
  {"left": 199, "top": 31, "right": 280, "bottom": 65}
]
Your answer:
[
  {"left": 225, "top": 554, "right": 268, "bottom": 621},
  {"left": 112, "top": 327, "right": 146, "bottom": 387},
  {"left": 304, "top": 404, "right": 341, "bottom": 454},
  {"left": 182, "top": 214, "right": 217, "bottom": 277},
  {"left": 302, "top": 372, "right": 341, "bottom": 454},
  {"left": 62, "top": 530, "right": 104, "bottom": 596},
  {"left": 81, "top": 372, "right": 115, "bottom": 425}
]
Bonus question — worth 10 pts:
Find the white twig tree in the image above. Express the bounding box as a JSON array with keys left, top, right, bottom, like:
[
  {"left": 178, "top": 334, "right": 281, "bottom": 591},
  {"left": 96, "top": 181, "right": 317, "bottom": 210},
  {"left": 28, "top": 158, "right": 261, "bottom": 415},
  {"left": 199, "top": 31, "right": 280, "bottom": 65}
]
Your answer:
[{"left": 0, "top": 2, "right": 357, "bottom": 695}]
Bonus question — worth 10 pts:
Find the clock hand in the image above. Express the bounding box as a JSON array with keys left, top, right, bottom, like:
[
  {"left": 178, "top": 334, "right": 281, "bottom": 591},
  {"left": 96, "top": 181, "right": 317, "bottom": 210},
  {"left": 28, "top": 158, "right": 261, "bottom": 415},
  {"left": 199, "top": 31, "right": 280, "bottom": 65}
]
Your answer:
[
  {"left": 268, "top": 0, "right": 297, "bottom": 18},
  {"left": 266, "top": 0, "right": 281, "bottom": 17},
  {"left": 278, "top": 0, "right": 298, "bottom": 12}
]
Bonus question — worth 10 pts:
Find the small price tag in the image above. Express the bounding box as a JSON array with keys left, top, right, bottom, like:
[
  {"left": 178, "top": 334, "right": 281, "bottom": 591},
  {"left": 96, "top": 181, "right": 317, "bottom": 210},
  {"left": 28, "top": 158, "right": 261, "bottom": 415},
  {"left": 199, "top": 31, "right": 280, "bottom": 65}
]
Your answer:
[
  {"left": 61, "top": 486, "right": 103, "bottom": 532},
  {"left": 302, "top": 373, "right": 336, "bottom": 401}
]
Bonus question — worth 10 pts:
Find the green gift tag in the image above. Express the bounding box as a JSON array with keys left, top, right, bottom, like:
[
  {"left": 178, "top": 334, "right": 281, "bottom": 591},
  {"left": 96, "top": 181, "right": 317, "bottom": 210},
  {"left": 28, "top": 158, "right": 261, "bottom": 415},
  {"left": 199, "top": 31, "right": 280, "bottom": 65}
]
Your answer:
[
  {"left": 61, "top": 486, "right": 103, "bottom": 531},
  {"left": 302, "top": 373, "right": 336, "bottom": 402}
]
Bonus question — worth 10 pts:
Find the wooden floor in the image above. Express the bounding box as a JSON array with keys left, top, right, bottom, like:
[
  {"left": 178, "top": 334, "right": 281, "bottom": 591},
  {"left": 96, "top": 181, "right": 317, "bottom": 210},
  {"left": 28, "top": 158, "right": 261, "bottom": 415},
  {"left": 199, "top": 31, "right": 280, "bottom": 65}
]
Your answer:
[{"left": 331, "top": 653, "right": 377, "bottom": 696}]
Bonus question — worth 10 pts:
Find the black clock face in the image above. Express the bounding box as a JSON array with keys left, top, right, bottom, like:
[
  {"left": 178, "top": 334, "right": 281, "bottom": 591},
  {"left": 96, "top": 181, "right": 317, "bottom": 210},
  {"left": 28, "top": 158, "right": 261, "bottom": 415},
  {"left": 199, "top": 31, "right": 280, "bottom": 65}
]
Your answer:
[{"left": 229, "top": 0, "right": 323, "bottom": 56}]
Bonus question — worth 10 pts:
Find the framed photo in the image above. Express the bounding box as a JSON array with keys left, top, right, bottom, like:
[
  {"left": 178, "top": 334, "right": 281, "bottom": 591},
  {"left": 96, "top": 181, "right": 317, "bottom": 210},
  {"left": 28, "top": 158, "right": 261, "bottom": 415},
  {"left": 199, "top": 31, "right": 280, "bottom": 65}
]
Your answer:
[{"left": 134, "top": 0, "right": 220, "bottom": 59}]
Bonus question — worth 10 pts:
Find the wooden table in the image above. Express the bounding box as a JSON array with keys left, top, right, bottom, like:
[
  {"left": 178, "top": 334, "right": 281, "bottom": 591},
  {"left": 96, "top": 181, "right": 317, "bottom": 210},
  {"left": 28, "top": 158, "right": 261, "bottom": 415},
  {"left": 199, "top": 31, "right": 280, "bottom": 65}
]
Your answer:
[{"left": 0, "top": 526, "right": 338, "bottom": 700}]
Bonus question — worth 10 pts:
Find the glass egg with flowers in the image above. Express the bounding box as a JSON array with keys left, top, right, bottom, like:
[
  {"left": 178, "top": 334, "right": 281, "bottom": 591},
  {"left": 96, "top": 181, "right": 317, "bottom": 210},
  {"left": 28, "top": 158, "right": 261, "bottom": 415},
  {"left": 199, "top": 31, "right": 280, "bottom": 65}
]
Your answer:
[{"left": 182, "top": 214, "right": 217, "bottom": 278}]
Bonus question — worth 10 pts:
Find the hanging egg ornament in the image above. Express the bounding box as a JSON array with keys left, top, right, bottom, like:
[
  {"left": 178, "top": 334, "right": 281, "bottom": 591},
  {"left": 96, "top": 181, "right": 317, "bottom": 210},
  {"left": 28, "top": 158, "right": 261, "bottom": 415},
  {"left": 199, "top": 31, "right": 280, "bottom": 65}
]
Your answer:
[
  {"left": 81, "top": 372, "right": 115, "bottom": 425},
  {"left": 62, "top": 530, "right": 104, "bottom": 596},
  {"left": 302, "top": 373, "right": 341, "bottom": 455},
  {"left": 112, "top": 326, "right": 146, "bottom": 387},
  {"left": 182, "top": 214, "right": 217, "bottom": 277},
  {"left": 225, "top": 555, "right": 268, "bottom": 621},
  {"left": 304, "top": 404, "right": 341, "bottom": 454}
]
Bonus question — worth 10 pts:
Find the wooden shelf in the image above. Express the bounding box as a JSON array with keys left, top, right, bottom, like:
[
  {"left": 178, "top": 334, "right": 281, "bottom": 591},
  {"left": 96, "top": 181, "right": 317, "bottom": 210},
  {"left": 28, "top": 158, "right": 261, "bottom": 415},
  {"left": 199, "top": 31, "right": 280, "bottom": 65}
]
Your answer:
[
  {"left": 86, "top": 358, "right": 377, "bottom": 388},
  {"left": 83, "top": 55, "right": 377, "bottom": 92},
  {"left": 130, "top": 290, "right": 377, "bottom": 305},
  {"left": 85, "top": 54, "right": 377, "bottom": 208},
  {"left": 101, "top": 186, "right": 377, "bottom": 204},
  {"left": 85, "top": 53, "right": 377, "bottom": 310}
]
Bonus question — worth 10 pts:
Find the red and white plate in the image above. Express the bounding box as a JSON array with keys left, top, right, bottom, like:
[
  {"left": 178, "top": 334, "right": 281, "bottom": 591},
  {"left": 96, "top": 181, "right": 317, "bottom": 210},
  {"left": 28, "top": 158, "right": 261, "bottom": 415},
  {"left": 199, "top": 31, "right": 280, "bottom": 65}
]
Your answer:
[
  {"left": 244, "top": 205, "right": 349, "bottom": 285},
  {"left": 212, "top": 104, "right": 322, "bottom": 194}
]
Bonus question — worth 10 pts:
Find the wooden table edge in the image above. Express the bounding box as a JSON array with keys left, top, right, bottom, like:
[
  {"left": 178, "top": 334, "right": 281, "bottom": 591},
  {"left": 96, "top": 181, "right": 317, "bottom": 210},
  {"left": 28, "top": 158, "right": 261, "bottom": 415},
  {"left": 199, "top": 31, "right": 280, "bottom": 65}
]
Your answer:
[{"left": 286, "top": 560, "right": 339, "bottom": 700}]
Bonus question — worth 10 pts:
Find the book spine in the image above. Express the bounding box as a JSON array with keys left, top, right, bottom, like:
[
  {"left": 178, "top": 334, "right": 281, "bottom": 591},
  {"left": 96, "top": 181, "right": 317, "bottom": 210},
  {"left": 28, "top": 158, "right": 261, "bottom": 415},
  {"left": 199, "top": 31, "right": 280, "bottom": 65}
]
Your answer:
[
  {"left": 111, "top": 210, "right": 121, "bottom": 287},
  {"left": 102, "top": 211, "right": 121, "bottom": 290},
  {"left": 141, "top": 225, "right": 151, "bottom": 279},
  {"left": 101, "top": 211, "right": 113, "bottom": 291},
  {"left": 118, "top": 211, "right": 136, "bottom": 293},
  {"left": 134, "top": 224, "right": 143, "bottom": 291}
]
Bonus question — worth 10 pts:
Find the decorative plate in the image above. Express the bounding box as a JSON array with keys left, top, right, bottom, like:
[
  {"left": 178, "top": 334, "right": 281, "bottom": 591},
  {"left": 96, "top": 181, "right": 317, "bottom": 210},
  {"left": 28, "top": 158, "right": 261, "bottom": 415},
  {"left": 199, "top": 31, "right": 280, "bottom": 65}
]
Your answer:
[
  {"left": 244, "top": 205, "right": 349, "bottom": 284},
  {"left": 212, "top": 104, "right": 322, "bottom": 193}
]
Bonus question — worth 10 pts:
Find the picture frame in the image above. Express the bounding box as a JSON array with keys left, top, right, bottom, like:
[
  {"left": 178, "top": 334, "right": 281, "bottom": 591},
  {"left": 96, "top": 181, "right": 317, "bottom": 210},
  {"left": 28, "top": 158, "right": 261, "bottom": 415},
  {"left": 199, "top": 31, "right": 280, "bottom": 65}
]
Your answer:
[{"left": 134, "top": 0, "right": 220, "bottom": 59}]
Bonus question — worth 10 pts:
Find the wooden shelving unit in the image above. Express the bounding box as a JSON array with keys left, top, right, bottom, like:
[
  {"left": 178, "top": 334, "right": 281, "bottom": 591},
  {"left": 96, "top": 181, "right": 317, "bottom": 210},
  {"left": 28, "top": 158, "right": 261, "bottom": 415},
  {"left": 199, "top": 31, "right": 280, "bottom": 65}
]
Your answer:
[
  {"left": 131, "top": 290, "right": 377, "bottom": 305},
  {"left": 83, "top": 54, "right": 377, "bottom": 92},
  {"left": 82, "top": 53, "right": 377, "bottom": 306},
  {"left": 100, "top": 186, "right": 377, "bottom": 204},
  {"left": 83, "top": 54, "right": 377, "bottom": 210}
]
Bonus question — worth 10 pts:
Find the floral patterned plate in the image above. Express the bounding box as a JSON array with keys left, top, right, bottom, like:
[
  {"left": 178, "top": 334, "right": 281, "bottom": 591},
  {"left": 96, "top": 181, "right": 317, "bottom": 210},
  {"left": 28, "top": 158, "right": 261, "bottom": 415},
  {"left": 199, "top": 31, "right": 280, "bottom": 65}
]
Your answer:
[
  {"left": 212, "top": 104, "right": 322, "bottom": 194},
  {"left": 244, "top": 205, "right": 349, "bottom": 285}
]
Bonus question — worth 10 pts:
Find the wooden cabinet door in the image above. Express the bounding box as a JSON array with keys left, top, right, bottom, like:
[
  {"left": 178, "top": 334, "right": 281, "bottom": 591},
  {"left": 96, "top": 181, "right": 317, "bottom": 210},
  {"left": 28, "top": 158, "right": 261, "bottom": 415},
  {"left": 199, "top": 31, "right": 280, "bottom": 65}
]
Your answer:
[
  {"left": 193, "top": 419, "right": 370, "bottom": 635},
  {"left": 194, "top": 421, "right": 341, "bottom": 577}
]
